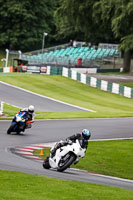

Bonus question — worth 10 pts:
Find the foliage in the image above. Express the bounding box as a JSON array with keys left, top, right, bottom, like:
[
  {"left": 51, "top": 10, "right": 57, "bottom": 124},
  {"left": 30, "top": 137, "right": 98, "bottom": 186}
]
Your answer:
[
  {"left": 0, "top": 0, "right": 56, "bottom": 51},
  {"left": 55, "top": 0, "right": 117, "bottom": 44},
  {"left": 55, "top": 0, "right": 133, "bottom": 72},
  {"left": 0, "top": 0, "right": 133, "bottom": 64},
  {"left": 0, "top": 49, "right": 6, "bottom": 67},
  {"left": 93, "top": 0, "right": 133, "bottom": 72}
]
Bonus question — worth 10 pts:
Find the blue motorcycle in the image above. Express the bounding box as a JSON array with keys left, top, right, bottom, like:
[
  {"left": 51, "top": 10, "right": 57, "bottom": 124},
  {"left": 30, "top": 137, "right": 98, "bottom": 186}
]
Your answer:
[{"left": 7, "top": 111, "right": 33, "bottom": 134}]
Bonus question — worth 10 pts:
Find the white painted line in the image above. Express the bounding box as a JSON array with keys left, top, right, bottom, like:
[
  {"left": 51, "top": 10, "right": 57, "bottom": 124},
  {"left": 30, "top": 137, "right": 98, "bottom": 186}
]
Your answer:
[
  {"left": 23, "top": 155, "right": 42, "bottom": 159},
  {"left": 19, "top": 138, "right": 133, "bottom": 152},
  {"left": 30, "top": 138, "right": 133, "bottom": 148},
  {"left": 16, "top": 151, "right": 33, "bottom": 155},
  {"left": 87, "top": 172, "right": 133, "bottom": 183},
  {"left": 34, "top": 117, "right": 133, "bottom": 122},
  {"left": 19, "top": 147, "right": 43, "bottom": 150},
  {"left": 33, "top": 143, "right": 55, "bottom": 147},
  {"left": 17, "top": 149, "right": 33, "bottom": 152},
  {"left": 90, "top": 137, "right": 133, "bottom": 141},
  {"left": 1, "top": 101, "right": 22, "bottom": 110},
  {"left": 0, "top": 81, "right": 95, "bottom": 112}
]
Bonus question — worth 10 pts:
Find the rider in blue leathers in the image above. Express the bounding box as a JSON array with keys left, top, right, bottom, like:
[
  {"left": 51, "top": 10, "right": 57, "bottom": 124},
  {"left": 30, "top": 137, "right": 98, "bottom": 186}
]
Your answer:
[{"left": 18, "top": 105, "right": 35, "bottom": 131}]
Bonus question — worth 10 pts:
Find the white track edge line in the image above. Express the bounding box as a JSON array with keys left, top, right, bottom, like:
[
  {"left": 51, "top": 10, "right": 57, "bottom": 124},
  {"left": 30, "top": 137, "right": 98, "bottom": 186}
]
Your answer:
[
  {"left": 87, "top": 172, "right": 133, "bottom": 183},
  {"left": 0, "top": 81, "right": 95, "bottom": 112}
]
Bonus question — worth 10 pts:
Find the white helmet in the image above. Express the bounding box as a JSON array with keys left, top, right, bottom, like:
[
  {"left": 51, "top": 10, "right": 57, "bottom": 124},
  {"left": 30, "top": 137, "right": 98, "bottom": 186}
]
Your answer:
[{"left": 28, "top": 105, "right": 34, "bottom": 113}]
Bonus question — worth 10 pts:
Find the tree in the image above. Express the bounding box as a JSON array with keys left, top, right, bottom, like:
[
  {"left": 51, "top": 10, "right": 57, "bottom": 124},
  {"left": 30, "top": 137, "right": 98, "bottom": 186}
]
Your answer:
[
  {"left": 94, "top": 0, "right": 133, "bottom": 72},
  {"left": 55, "top": 0, "right": 98, "bottom": 42},
  {"left": 113, "top": 0, "right": 133, "bottom": 72},
  {"left": 54, "top": 0, "right": 116, "bottom": 44},
  {"left": 55, "top": 0, "right": 133, "bottom": 72},
  {"left": 0, "top": 0, "right": 56, "bottom": 51}
]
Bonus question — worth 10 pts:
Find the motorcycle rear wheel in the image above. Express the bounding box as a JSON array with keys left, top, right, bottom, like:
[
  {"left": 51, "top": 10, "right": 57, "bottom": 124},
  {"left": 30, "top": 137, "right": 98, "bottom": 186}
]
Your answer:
[
  {"left": 57, "top": 153, "right": 76, "bottom": 172},
  {"left": 7, "top": 124, "right": 15, "bottom": 134}
]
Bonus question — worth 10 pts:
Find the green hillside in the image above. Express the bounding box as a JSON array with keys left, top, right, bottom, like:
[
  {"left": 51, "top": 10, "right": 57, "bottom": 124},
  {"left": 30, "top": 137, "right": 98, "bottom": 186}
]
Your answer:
[{"left": 0, "top": 73, "right": 133, "bottom": 118}]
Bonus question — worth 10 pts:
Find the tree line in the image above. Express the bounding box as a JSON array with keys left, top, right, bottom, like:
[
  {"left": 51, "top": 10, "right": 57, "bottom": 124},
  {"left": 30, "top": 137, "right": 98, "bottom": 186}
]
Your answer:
[{"left": 0, "top": 0, "right": 133, "bottom": 72}]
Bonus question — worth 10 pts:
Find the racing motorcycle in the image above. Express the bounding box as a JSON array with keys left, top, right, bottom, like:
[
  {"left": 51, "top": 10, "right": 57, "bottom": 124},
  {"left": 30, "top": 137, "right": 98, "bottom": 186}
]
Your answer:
[
  {"left": 7, "top": 111, "right": 33, "bottom": 134},
  {"left": 43, "top": 139, "right": 86, "bottom": 172}
]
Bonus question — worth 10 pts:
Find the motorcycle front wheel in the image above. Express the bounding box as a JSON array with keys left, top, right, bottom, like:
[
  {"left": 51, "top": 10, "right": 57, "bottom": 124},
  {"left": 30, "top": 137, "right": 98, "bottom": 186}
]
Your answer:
[
  {"left": 43, "top": 157, "right": 51, "bottom": 169},
  {"left": 57, "top": 153, "right": 76, "bottom": 172},
  {"left": 7, "top": 124, "right": 15, "bottom": 134}
]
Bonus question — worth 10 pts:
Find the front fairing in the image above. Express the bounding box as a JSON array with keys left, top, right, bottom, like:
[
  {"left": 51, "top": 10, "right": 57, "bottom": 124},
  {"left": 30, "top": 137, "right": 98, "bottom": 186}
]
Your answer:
[
  {"left": 10, "top": 112, "right": 27, "bottom": 132},
  {"left": 14, "top": 112, "right": 27, "bottom": 122},
  {"left": 49, "top": 140, "right": 86, "bottom": 169}
]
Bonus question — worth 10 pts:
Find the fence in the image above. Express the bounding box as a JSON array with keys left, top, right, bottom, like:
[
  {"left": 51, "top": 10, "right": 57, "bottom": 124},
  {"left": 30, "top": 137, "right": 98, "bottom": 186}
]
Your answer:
[
  {"left": 0, "top": 65, "right": 133, "bottom": 99},
  {"left": 61, "top": 67, "right": 133, "bottom": 99},
  {"left": 46, "top": 66, "right": 133, "bottom": 99}
]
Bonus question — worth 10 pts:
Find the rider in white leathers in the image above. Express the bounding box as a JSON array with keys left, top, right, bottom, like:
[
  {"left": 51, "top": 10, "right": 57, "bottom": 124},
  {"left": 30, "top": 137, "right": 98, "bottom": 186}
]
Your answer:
[{"left": 51, "top": 129, "right": 91, "bottom": 157}]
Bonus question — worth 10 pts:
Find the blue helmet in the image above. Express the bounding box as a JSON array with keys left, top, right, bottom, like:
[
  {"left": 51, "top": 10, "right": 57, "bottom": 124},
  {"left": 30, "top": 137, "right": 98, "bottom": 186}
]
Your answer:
[{"left": 82, "top": 129, "right": 91, "bottom": 140}]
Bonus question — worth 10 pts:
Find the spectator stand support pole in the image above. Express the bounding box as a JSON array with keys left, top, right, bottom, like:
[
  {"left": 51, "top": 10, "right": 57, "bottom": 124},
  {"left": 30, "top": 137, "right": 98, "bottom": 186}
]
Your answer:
[
  {"left": 42, "top": 32, "right": 48, "bottom": 54},
  {"left": 18, "top": 50, "right": 22, "bottom": 59},
  {"left": 5, "top": 49, "right": 9, "bottom": 68}
]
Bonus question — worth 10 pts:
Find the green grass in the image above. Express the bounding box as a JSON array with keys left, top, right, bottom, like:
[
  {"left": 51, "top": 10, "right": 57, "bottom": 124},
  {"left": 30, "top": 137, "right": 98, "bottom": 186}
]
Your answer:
[
  {"left": 120, "top": 82, "right": 133, "bottom": 88},
  {"left": 33, "top": 140, "right": 133, "bottom": 180},
  {"left": 0, "top": 103, "right": 101, "bottom": 120},
  {"left": 0, "top": 73, "right": 133, "bottom": 118},
  {"left": 0, "top": 103, "right": 19, "bottom": 120},
  {"left": 1, "top": 73, "right": 133, "bottom": 197},
  {"left": 100, "top": 72, "right": 129, "bottom": 75},
  {"left": 0, "top": 170, "right": 133, "bottom": 200},
  {"left": 3, "top": 103, "right": 19, "bottom": 116}
]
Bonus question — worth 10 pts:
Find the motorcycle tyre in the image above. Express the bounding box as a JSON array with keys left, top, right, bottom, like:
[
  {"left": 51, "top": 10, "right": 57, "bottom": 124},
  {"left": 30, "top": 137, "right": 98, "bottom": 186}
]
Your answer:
[
  {"left": 43, "top": 157, "right": 50, "bottom": 169},
  {"left": 7, "top": 124, "right": 16, "bottom": 134},
  {"left": 57, "top": 153, "right": 76, "bottom": 172}
]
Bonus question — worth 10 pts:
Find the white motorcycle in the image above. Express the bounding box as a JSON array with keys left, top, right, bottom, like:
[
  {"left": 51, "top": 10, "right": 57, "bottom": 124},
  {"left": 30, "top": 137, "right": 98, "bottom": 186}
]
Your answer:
[{"left": 43, "top": 139, "right": 86, "bottom": 172}]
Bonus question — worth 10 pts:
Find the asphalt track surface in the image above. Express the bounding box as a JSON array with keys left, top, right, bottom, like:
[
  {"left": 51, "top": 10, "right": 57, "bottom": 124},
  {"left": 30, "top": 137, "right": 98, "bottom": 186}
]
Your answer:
[
  {"left": 88, "top": 74, "right": 133, "bottom": 83},
  {"left": 0, "top": 118, "right": 133, "bottom": 190},
  {"left": 0, "top": 81, "right": 90, "bottom": 112},
  {"left": 0, "top": 81, "right": 133, "bottom": 190}
]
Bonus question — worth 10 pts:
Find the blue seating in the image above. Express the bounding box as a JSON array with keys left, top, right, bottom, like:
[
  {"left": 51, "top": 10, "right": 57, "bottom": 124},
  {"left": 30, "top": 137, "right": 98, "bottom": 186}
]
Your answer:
[{"left": 23, "top": 44, "right": 119, "bottom": 66}]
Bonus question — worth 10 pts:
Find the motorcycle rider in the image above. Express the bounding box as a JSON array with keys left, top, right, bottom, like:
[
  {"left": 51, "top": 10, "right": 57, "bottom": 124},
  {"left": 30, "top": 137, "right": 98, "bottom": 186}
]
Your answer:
[
  {"left": 18, "top": 105, "right": 35, "bottom": 131},
  {"left": 51, "top": 129, "right": 91, "bottom": 157},
  {"left": 20, "top": 105, "right": 35, "bottom": 120}
]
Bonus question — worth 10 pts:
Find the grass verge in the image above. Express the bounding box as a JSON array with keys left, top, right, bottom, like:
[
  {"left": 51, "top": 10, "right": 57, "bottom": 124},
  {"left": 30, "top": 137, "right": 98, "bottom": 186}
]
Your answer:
[
  {"left": 119, "top": 82, "right": 133, "bottom": 88},
  {"left": 0, "top": 73, "right": 133, "bottom": 118},
  {"left": 33, "top": 140, "right": 133, "bottom": 180},
  {"left": 0, "top": 103, "right": 19, "bottom": 120},
  {"left": 0, "top": 170, "right": 133, "bottom": 200}
]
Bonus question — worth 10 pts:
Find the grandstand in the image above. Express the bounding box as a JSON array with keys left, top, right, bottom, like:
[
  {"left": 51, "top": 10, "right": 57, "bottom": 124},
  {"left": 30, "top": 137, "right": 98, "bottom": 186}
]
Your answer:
[{"left": 21, "top": 42, "right": 120, "bottom": 69}]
